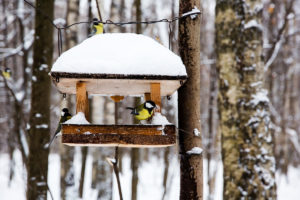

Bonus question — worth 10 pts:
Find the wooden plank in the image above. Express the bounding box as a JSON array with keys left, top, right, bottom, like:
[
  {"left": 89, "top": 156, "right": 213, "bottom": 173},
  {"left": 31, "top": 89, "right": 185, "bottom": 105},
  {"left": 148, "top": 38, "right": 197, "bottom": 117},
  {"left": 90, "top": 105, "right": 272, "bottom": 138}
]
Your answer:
[
  {"left": 76, "top": 82, "right": 89, "bottom": 118},
  {"left": 62, "top": 134, "right": 176, "bottom": 147},
  {"left": 62, "top": 124, "right": 175, "bottom": 136},
  {"left": 63, "top": 143, "right": 175, "bottom": 148},
  {"left": 51, "top": 72, "right": 187, "bottom": 80},
  {"left": 51, "top": 77, "right": 186, "bottom": 96},
  {"left": 61, "top": 124, "right": 176, "bottom": 147},
  {"left": 151, "top": 83, "right": 161, "bottom": 111}
]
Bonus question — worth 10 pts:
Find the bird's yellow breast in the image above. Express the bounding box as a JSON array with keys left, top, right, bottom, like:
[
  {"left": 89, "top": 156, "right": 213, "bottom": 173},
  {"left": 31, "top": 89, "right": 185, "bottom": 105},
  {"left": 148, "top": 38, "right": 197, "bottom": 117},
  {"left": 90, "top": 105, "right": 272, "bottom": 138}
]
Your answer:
[
  {"left": 135, "top": 109, "right": 153, "bottom": 121},
  {"left": 95, "top": 24, "right": 103, "bottom": 34},
  {"left": 2, "top": 71, "right": 11, "bottom": 79}
]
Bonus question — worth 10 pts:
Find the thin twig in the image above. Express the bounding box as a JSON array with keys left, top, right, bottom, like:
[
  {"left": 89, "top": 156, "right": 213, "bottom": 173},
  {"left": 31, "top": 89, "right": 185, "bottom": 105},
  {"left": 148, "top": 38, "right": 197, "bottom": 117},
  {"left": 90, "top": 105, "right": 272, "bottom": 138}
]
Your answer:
[
  {"left": 94, "top": 0, "right": 103, "bottom": 21},
  {"left": 113, "top": 146, "right": 123, "bottom": 200}
]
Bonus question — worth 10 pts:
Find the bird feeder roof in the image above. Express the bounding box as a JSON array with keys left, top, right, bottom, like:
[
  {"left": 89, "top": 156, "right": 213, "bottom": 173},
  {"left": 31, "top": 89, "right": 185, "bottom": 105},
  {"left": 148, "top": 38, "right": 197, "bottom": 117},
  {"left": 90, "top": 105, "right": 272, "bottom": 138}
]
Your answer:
[
  {"left": 50, "top": 33, "right": 187, "bottom": 96},
  {"left": 51, "top": 33, "right": 187, "bottom": 76}
]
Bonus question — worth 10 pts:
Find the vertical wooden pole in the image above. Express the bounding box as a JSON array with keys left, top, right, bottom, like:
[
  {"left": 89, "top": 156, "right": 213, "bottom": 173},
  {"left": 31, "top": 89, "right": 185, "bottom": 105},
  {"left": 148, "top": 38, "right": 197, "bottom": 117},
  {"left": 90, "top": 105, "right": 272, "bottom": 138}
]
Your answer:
[
  {"left": 150, "top": 83, "right": 161, "bottom": 111},
  {"left": 76, "top": 81, "right": 89, "bottom": 119},
  {"left": 144, "top": 93, "right": 151, "bottom": 101}
]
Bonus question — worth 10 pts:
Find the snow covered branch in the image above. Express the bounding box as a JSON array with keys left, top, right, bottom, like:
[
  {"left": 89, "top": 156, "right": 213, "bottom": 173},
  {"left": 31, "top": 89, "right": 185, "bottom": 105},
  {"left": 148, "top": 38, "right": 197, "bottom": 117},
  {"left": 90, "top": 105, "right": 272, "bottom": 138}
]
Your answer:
[
  {"left": 0, "top": 30, "right": 34, "bottom": 62},
  {"left": 264, "top": 0, "right": 295, "bottom": 72}
]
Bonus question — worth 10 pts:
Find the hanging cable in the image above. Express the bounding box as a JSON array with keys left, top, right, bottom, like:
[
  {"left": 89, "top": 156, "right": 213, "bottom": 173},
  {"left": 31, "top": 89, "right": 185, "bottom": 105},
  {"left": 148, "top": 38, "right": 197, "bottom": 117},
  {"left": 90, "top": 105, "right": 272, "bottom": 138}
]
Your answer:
[
  {"left": 168, "top": 22, "right": 172, "bottom": 50},
  {"left": 24, "top": 0, "right": 200, "bottom": 29},
  {"left": 95, "top": 0, "right": 103, "bottom": 21},
  {"left": 57, "top": 28, "right": 63, "bottom": 56}
]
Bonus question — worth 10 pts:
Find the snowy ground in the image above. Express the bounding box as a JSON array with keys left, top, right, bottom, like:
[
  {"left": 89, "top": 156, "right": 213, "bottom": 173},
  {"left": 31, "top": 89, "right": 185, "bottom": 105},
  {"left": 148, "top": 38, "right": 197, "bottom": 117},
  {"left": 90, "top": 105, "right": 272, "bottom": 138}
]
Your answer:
[{"left": 1, "top": 150, "right": 300, "bottom": 200}]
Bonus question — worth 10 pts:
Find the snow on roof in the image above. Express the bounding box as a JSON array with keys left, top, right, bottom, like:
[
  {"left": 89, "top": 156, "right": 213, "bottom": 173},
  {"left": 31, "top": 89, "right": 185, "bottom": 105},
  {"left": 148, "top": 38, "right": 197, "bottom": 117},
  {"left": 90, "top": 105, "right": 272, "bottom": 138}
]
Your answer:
[{"left": 51, "top": 33, "right": 187, "bottom": 76}]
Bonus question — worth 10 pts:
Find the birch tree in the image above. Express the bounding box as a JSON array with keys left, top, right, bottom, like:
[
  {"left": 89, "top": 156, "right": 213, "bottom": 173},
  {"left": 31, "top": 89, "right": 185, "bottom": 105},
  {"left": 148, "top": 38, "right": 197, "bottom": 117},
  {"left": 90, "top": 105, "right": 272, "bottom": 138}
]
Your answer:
[{"left": 215, "top": 0, "right": 276, "bottom": 198}]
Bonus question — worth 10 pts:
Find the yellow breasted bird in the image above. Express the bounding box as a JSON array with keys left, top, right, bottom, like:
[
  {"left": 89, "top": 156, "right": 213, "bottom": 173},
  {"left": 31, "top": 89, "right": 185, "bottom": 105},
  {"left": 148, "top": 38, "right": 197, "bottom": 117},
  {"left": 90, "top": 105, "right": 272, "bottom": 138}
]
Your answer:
[
  {"left": 126, "top": 100, "right": 156, "bottom": 121},
  {"left": 2, "top": 67, "right": 11, "bottom": 79},
  {"left": 89, "top": 18, "right": 104, "bottom": 37},
  {"left": 48, "top": 108, "right": 72, "bottom": 147}
]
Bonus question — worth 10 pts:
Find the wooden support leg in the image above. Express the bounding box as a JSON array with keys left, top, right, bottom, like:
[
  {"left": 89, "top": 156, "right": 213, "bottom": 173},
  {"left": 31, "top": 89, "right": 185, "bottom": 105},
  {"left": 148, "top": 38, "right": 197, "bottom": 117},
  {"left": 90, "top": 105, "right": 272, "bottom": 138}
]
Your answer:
[
  {"left": 76, "top": 82, "right": 89, "bottom": 120},
  {"left": 144, "top": 93, "right": 151, "bottom": 101},
  {"left": 150, "top": 83, "right": 161, "bottom": 112}
]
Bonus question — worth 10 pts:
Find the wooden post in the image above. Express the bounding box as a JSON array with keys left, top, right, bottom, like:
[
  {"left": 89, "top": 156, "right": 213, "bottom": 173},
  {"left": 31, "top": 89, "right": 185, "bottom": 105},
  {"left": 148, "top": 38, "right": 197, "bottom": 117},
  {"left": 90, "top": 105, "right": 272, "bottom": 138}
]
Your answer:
[
  {"left": 144, "top": 93, "right": 151, "bottom": 101},
  {"left": 150, "top": 83, "right": 161, "bottom": 111},
  {"left": 76, "top": 82, "right": 89, "bottom": 119}
]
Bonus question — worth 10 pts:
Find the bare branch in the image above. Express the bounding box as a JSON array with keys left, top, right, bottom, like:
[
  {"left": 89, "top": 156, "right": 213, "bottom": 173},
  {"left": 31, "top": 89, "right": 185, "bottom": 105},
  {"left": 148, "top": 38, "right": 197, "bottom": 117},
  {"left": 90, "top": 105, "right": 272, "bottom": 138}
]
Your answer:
[
  {"left": 0, "top": 74, "right": 28, "bottom": 164},
  {"left": 264, "top": 0, "right": 296, "bottom": 72},
  {"left": 113, "top": 147, "right": 123, "bottom": 200}
]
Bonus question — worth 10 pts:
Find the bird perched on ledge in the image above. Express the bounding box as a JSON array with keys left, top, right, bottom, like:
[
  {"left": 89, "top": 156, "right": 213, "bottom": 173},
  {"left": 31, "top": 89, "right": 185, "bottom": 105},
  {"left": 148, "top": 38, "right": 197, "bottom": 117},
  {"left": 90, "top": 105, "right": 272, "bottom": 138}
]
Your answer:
[{"left": 126, "top": 100, "right": 156, "bottom": 121}]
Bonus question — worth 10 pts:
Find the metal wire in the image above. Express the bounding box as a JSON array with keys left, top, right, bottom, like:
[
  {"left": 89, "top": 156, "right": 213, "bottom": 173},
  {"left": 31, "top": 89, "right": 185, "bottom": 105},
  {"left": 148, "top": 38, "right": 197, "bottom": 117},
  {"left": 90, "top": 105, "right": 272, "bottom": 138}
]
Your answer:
[{"left": 24, "top": 0, "right": 201, "bottom": 57}]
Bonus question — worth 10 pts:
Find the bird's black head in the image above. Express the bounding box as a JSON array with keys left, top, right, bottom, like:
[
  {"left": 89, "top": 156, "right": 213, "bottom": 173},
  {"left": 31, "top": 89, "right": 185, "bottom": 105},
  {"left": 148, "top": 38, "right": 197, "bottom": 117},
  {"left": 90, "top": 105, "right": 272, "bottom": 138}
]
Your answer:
[
  {"left": 61, "top": 108, "right": 70, "bottom": 116},
  {"left": 5, "top": 67, "right": 11, "bottom": 73},
  {"left": 93, "top": 18, "right": 99, "bottom": 25},
  {"left": 144, "top": 100, "right": 156, "bottom": 112}
]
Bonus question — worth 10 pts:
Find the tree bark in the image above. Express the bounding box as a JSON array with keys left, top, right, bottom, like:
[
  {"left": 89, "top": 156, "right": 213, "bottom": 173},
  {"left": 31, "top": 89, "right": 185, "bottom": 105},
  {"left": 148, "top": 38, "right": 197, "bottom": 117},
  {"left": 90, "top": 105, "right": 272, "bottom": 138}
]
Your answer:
[
  {"left": 26, "top": 0, "right": 54, "bottom": 199},
  {"left": 60, "top": 1, "right": 79, "bottom": 199},
  {"left": 215, "top": 0, "right": 277, "bottom": 199},
  {"left": 178, "top": 0, "right": 202, "bottom": 200}
]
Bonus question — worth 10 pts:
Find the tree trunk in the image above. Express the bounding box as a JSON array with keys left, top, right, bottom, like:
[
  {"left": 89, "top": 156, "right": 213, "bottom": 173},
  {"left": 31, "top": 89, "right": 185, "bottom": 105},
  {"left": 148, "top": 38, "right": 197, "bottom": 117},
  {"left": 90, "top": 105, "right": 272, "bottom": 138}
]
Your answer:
[
  {"left": 131, "top": 2, "right": 142, "bottom": 200},
  {"left": 215, "top": 0, "right": 277, "bottom": 199},
  {"left": 207, "top": 62, "right": 218, "bottom": 199},
  {"left": 26, "top": 0, "right": 54, "bottom": 199},
  {"left": 60, "top": 1, "right": 79, "bottom": 199},
  {"left": 178, "top": 0, "right": 202, "bottom": 200}
]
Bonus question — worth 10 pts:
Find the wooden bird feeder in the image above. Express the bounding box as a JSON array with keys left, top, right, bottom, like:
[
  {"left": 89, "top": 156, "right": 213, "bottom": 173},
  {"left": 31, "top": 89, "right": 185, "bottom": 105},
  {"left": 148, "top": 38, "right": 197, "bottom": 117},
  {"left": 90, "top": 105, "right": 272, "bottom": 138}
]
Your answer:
[{"left": 50, "top": 33, "right": 187, "bottom": 147}]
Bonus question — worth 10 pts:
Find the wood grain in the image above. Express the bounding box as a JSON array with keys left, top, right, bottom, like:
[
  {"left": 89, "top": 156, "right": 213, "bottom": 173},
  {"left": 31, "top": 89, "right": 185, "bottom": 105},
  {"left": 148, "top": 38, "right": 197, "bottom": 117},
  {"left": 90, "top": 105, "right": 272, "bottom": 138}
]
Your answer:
[
  {"left": 62, "top": 124, "right": 175, "bottom": 135},
  {"left": 62, "top": 134, "right": 176, "bottom": 147},
  {"left": 76, "top": 82, "right": 89, "bottom": 118},
  {"left": 51, "top": 74, "right": 186, "bottom": 96},
  {"left": 61, "top": 124, "right": 176, "bottom": 147},
  {"left": 151, "top": 83, "right": 161, "bottom": 111}
]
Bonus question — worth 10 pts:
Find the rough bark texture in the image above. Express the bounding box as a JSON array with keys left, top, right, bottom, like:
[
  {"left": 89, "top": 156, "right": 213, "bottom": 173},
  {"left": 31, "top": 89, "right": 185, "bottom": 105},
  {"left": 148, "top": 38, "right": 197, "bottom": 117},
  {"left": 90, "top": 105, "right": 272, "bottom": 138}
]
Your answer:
[
  {"left": 178, "top": 0, "right": 202, "bottom": 199},
  {"left": 26, "top": 0, "right": 54, "bottom": 199},
  {"left": 215, "top": 0, "right": 277, "bottom": 199},
  {"left": 60, "top": 1, "right": 79, "bottom": 198}
]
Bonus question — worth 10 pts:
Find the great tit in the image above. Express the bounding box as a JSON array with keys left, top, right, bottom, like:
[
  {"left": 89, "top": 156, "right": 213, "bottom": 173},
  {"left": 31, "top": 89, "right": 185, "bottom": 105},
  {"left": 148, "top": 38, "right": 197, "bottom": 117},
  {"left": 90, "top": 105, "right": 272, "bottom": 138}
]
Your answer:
[
  {"left": 126, "top": 100, "right": 156, "bottom": 121},
  {"left": 89, "top": 18, "right": 104, "bottom": 37},
  {"left": 48, "top": 108, "right": 72, "bottom": 147},
  {"left": 2, "top": 67, "right": 11, "bottom": 79}
]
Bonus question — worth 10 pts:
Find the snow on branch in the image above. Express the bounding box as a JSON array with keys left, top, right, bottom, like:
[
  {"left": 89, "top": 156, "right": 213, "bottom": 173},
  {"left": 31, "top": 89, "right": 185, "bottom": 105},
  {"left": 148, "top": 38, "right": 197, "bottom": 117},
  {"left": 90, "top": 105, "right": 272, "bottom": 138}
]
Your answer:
[
  {"left": 264, "top": 0, "right": 296, "bottom": 72},
  {"left": 182, "top": 6, "right": 201, "bottom": 19},
  {"left": 0, "top": 30, "right": 34, "bottom": 61},
  {"left": 249, "top": 89, "right": 269, "bottom": 106},
  {"left": 264, "top": 35, "right": 284, "bottom": 72},
  {"left": 244, "top": 19, "right": 263, "bottom": 31},
  {"left": 186, "top": 147, "right": 203, "bottom": 155}
]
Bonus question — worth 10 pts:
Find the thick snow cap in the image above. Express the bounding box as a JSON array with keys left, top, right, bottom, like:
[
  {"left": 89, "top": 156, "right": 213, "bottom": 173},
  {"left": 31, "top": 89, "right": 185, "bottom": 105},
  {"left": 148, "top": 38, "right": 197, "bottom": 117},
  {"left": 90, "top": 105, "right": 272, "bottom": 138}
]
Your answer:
[{"left": 51, "top": 33, "right": 187, "bottom": 76}]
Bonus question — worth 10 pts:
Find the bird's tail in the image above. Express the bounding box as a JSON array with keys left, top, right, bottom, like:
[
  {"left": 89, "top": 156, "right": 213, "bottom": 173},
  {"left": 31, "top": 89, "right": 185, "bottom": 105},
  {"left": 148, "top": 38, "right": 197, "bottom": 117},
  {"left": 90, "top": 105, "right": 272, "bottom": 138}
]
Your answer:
[
  {"left": 45, "top": 131, "right": 61, "bottom": 149},
  {"left": 126, "top": 107, "right": 138, "bottom": 115}
]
